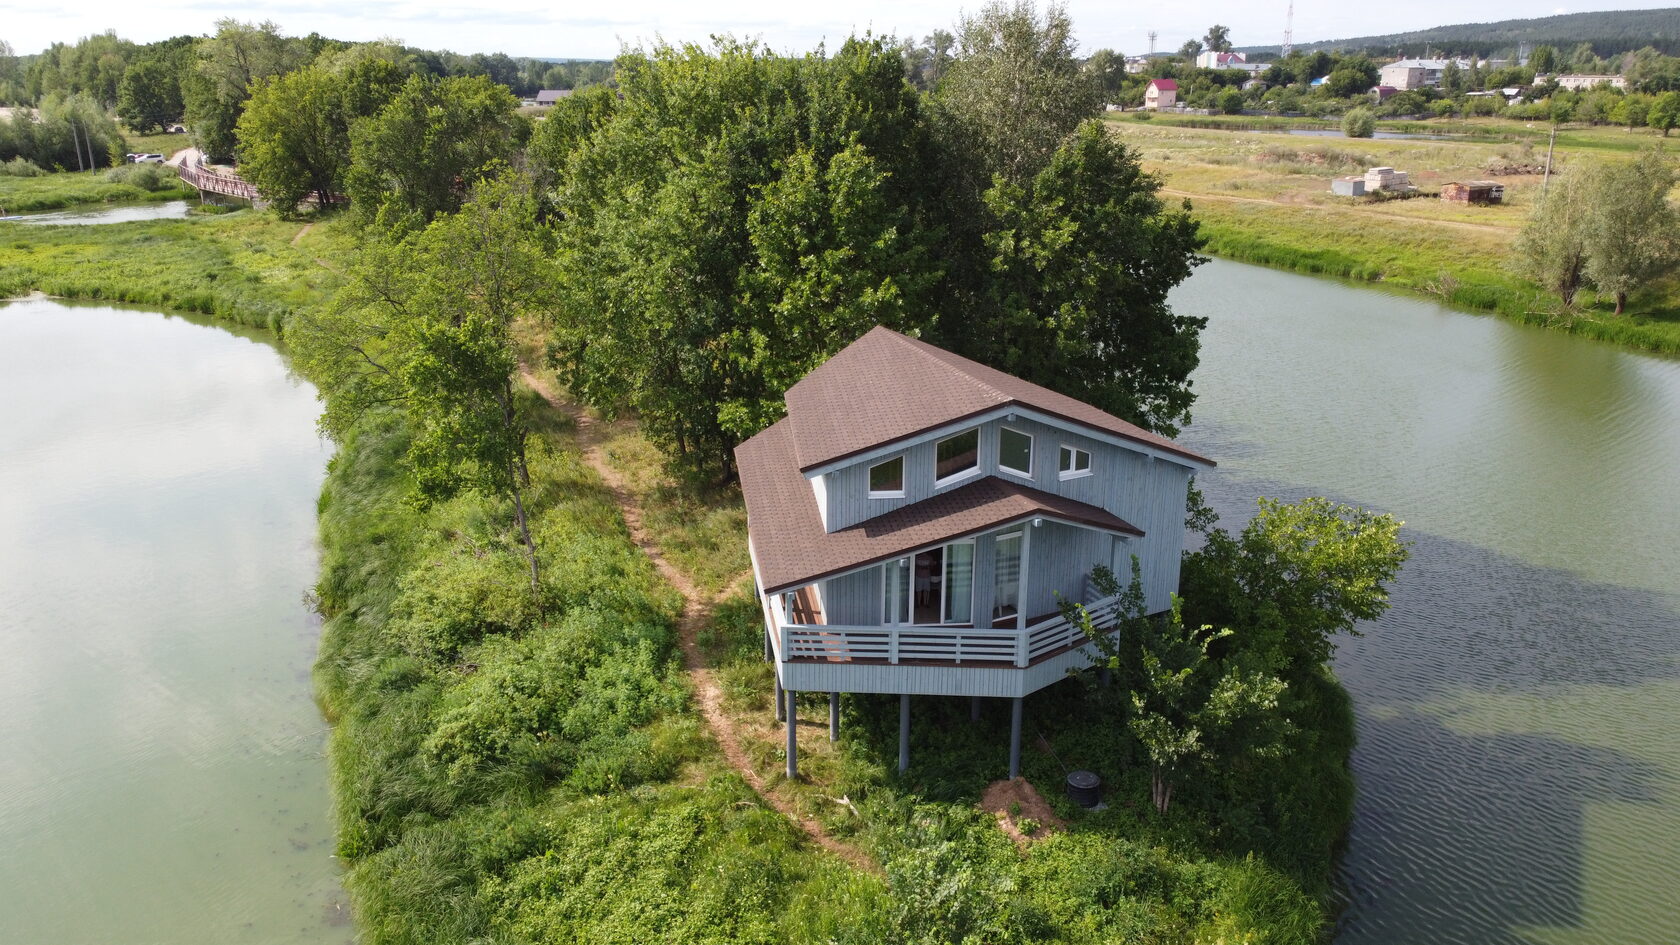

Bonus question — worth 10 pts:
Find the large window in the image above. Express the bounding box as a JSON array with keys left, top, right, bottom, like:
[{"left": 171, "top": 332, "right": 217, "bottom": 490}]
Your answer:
[
  {"left": 1058, "top": 445, "right": 1092, "bottom": 479},
  {"left": 935, "top": 428, "right": 980, "bottom": 484},
  {"left": 998, "top": 427, "right": 1033, "bottom": 477},
  {"left": 888, "top": 541, "right": 975, "bottom": 625},
  {"left": 868, "top": 456, "right": 904, "bottom": 497}
]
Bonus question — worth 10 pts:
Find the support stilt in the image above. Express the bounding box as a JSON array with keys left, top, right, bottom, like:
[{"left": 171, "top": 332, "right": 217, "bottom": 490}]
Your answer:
[
  {"left": 764, "top": 627, "right": 772, "bottom": 662},
  {"left": 970, "top": 696, "right": 981, "bottom": 722},
  {"left": 829, "top": 692, "right": 841, "bottom": 741},
  {"left": 774, "top": 677, "right": 785, "bottom": 722},
  {"left": 786, "top": 687, "right": 798, "bottom": 779},
  {"left": 1008, "top": 697, "right": 1023, "bottom": 781},
  {"left": 898, "top": 693, "right": 911, "bottom": 774}
]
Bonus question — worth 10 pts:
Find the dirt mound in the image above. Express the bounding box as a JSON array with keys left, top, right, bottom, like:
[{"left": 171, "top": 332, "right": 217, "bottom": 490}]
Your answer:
[{"left": 979, "top": 777, "right": 1066, "bottom": 845}]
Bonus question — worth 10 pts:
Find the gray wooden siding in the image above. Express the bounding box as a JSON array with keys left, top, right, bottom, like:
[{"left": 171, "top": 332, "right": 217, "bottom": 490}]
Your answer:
[
  {"left": 814, "top": 415, "right": 1194, "bottom": 617},
  {"left": 824, "top": 568, "right": 881, "bottom": 625}
]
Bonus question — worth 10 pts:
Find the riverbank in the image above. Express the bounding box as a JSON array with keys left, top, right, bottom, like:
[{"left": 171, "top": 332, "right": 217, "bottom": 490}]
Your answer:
[
  {"left": 1109, "top": 116, "right": 1680, "bottom": 355},
  {"left": 1, "top": 166, "right": 195, "bottom": 213}
]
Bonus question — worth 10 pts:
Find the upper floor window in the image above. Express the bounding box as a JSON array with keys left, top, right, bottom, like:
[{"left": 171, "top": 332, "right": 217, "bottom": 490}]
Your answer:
[
  {"left": 935, "top": 428, "right": 980, "bottom": 485},
  {"left": 1059, "top": 445, "right": 1092, "bottom": 479},
  {"left": 868, "top": 456, "right": 905, "bottom": 497},
  {"left": 998, "top": 427, "right": 1033, "bottom": 478}
]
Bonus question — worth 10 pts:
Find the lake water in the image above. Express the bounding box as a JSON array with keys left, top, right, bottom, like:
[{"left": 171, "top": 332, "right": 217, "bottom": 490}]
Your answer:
[
  {"left": 1174, "top": 259, "right": 1680, "bottom": 945},
  {"left": 1287, "top": 128, "right": 1458, "bottom": 141},
  {"left": 0, "top": 299, "right": 346, "bottom": 944},
  {"left": 1, "top": 200, "right": 193, "bottom": 225}
]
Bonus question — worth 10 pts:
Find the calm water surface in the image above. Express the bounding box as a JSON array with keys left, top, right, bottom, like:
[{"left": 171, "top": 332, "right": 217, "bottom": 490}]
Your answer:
[
  {"left": 0, "top": 299, "right": 345, "bottom": 944},
  {"left": 1174, "top": 259, "right": 1680, "bottom": 945},
  {"left": 1, "top": 200, "right": 192, "bottom": 225}
]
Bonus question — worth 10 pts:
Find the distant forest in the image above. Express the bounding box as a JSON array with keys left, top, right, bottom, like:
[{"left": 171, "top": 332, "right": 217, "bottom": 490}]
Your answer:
[{"left": 1239, "top": 7, "right": 1680, "bottom": 58}]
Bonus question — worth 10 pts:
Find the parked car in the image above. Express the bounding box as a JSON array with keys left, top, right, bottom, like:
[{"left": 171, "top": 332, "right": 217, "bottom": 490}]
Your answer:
[{"left": 133, "top": 153, "right": 166, "bottom": 164}]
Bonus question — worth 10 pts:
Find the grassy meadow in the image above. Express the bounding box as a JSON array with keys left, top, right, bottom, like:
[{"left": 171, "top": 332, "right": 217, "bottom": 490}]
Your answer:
[
  {"left": 1109, "top": 115, "right": 1680, "bottom": 354},
  {"left": 0, "top": 165, "right": 195, "bottom": 213}
]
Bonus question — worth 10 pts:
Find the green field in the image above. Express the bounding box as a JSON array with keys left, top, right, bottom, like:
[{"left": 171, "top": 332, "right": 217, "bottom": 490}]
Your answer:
[
  {"left": 1109, "top": 116, "right": 1680, "bottom": 354},
  {"left": 0, "top": 165, "right": 195, "bottom": 214}
]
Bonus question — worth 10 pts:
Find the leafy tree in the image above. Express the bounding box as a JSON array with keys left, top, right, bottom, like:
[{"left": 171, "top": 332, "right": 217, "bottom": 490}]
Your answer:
[
  {"left": 1516, "top": 167, "right": 1592, "bottom": 305},
  {"left": 549, "top": 38, "right": 940, "bottom": 474},
  {"left": 1323, "top": 67, "right": 1372, "bottom": 98},
  {"left": 117, "top": 59, "right": 184, "bottom": 132},
  {"left": 1530, "top": 44, "right": 1558, "bottom": 74},
  {"left": 1178, "top": 496, "right": 1409, "bottom": 678},
  {"left": 1178, "top": 40, "right": 1203, "bottom": 62},
  {"left": 903, "top": 29, "right": 957, "bottom": 90},
  {"left": 1610, "top": 94, "right": 1650, "bottom": 128},
  {"left": 1649, "top": 90, "right": 1680, "bottom": 135},
  {"left": 346, "top": 73, "right": 523, "bottom": 226},
  {"left": 1342, "top": 107, "right": 1376, "bottom": 138},
  {"left": 1441, "top": 61, "right": 1466, "bottom": 95},
  {"left": 1581, "top": 150, "right": 1679, "bottom": 315},
  {"left": 935, "top": 1, "right": 1102, "bottom": 186},
  {"left": 236, "top": 66, "right": 349, "bottom": 211},
  {"left": 1085, "top": 48, "right": 1125, "bottom": 99},
  {"left": 959, "top": 122, "right": 1205, "bottom": 435},
  {"left": 291, "top": 172, "right": 550, "bottom": 594},
  {"left": 1063, "top": 564, "right": 1290, "bottom": 815},
  {"left": 1203, "top": 25, "right": 1232, "bottom": 54},
  {"left": 184, "top": 19, "right": 305, "bottom": 159},
  {"left": 1219, "top": 88, "right": 1244, "bottom": 114}
]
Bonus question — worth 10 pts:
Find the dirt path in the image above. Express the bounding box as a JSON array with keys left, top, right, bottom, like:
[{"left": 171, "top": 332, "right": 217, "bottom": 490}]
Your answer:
[
  {"left": 291, "top": 223, "right": 314, "bottom": 246},
  {"left": 519, "top": 369, "right": 877, "bottom": 873},
  {"left": 1161, "top": 186, "right": 1517, "bottom": 236}
]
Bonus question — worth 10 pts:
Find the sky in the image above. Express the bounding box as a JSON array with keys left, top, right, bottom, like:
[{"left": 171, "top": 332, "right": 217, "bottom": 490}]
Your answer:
[{"left": 3, "top": 0, "right": 1676, "bottom": 59}]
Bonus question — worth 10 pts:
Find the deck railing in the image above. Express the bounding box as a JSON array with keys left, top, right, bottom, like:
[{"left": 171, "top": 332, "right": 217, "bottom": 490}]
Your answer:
[{"left": 778, "top": 594, "right": 1122, "bottom": 668}]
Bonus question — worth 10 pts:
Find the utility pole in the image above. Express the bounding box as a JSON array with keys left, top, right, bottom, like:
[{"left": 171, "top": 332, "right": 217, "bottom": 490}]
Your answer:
[
  {"left": 1148, "top": 31, "right": 1157, "bottom": 57},
  {"left": 1282, "top": 0, "right": 1294, "bottom": 58},
  {"left": 69, "top": 120, "right": 85, "bottom": 172},
  {"left": 1542, "top": 122, "right": 1558, "bottom": 195}
]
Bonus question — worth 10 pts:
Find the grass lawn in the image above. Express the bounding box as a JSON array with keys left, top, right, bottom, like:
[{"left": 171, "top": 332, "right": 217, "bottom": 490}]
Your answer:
[{"left": 1109, "top": 115, "right": 1680, "bottom": 354}]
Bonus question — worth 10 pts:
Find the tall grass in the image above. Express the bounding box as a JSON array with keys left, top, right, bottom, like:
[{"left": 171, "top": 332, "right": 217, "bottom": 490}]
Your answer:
[{"left": 0, "top": 166, "right": 193, "bottom": 213}]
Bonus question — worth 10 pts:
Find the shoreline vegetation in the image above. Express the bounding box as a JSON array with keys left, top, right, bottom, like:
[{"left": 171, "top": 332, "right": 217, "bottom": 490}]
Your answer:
[
  {"left": 1106, "top": 114, "right": 1680, "bottom": 356},
  {"left": 0, "top": 164, "right": 194, "bottom": 213}
]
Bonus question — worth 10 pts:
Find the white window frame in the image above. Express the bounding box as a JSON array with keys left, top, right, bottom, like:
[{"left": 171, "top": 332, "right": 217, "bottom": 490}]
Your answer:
[
  {"left": 1058, "top": 444, "right": 1093, "bottom": 481},
  {"left": 997, "top": 426, "right": 1034, "bottom": 480},
  {"left": 933, "top": 428, "right": 982, "bottom": 488},
  {"left": 867, "top": 455, "right": 906, "bottom": 498}
]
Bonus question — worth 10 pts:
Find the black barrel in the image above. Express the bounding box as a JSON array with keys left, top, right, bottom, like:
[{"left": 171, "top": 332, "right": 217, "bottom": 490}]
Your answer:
[{"left": 1066, "top": 770, "right": 1101, "bottom": 808}]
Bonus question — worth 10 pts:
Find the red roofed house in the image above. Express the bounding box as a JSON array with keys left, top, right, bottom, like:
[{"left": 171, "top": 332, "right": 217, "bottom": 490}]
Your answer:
[
  {"left": 1144, "top": 78, "right": 1178, "bottom": 110},
  {"left": 737, "top": 327, "right": 1215, "bottom": 779}
]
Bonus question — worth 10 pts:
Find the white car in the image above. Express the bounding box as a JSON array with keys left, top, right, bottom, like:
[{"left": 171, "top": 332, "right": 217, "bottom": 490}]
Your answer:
[{"left": 134, "top": 153, "right": 166, "bottom": 164}]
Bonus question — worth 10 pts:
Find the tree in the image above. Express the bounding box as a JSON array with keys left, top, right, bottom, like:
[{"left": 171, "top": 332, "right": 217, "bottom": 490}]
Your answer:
[
  {"left": 117, "top": 59, "right": 184, "bottom": 132},
  {"left": 1219, "top": 88, "right": 1244, "bottom": 114},
  {"left": 1178, "top": 496, "right": 1409, "bottom": 677},
  {"left": 935, "top": 1, "right": 1102, "bottom": 186},
  {"left": 291, "top": 172, "right": 550, "bottom": 596},
  {"left": 1581, "top": 150, "right": 1679, "bottom": 315},
  {"left": 1516, "top": 168, "right": 1592, "bottom": 305},
  {"left": 1202, "top": 25, "right": 1231, "bottom": 54},
  {"left": 1441, "top": 61, "right": 1465, "bottom": 96},
  {"left": 1062, "top": 565, "right": 1290, "bottom": 815},
  {"left": 1342, "top": 107, "right": 1376, "bottom": 138},
  {"left": 548, "top": 38, "right": 940, "bottom": 474},
  {"left": 184, "top": 19, "right": 305, "bottom": 159},
  {"left": 236, "top": 66, "right": 349, "bottom": 211},
  {"left": 959, "top": 121, "right": 1206, "bottom": 435},
  {"left": 1085, "top": 48, "right": 1125, "bottom": 99},
  {"left": 1323, "top": 67, "right": 1372, "bottom": 99},
  {"left": 345, "top": 73, "right": 523, "bottom": 226},
  {"left": 1649, "top": 90, "right": 1680, "bottom": 135},
  {"left": 1530, "top": 44, "right": 1557, "bottom": 74},
  {"left": 1178, "top": 40, "right": 1203, "bottom": 63}
]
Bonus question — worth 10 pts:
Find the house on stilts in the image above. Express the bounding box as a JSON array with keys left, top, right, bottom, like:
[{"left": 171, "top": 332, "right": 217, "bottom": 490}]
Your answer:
[{"left": 737, "top": 327, "right": 1215, "bottom": 780}]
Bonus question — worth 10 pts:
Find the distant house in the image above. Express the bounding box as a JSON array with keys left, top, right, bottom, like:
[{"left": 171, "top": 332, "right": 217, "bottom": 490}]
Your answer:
[
  {"left": 738, "top": 327, "right": 1215, "bottom": 779},
  {"left": 1144, "top": 78, "right": 1178, "bottom": 110},
  {"left": 1372, "top": 85, "right": 1399, "bottom": 101},
  {"left": 534, "top": 89, "right": 574, "bottom": 106},
  {"left": 1379, "top": 58, "right": 1470, "bottom": 91},
  {"left": 1554, "top": 74, "right": 1626, "bottom": 91},
  {"left": 1195, "top": 50, "right": 1246, "bottom": 69},
  {"left": 1124, "top": 56, "right": 1152, "bottom": 74}
]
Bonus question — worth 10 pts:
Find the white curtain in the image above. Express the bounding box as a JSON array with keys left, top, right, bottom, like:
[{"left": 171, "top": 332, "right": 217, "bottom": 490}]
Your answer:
[{"left": 944, "top": 543, "right": 974, "bottom": 624}]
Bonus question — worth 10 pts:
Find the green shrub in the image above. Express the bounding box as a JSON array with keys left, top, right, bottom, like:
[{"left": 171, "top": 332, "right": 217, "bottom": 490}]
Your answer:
[
  {"left": 103, "top": 163, "right": 177, "bottom": 191},
  {"left": 1342, "top": 107, "right": 1376, "bottom": 138},
  {"left": 1, "top": 157, "right": 45, "bottom": 178}
]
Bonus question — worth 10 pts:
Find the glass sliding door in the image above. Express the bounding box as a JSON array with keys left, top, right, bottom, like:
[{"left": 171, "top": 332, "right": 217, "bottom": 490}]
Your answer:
[
  {"left": 944, "top": 541, "right": 974, "bottom": 624},
  {"left": 992, "top": 532, "right": 1021, "bottom": 626},
  {"left": 883, "top": 557, "right": 910, "bottom": 624},
  {"left": 912, "top": 548, "right": 944, "bottom": 624}
]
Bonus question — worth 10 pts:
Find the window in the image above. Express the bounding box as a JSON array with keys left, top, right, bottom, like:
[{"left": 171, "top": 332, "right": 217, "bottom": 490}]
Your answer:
[
  {"left": 991, "top": 532, "right": 1021, "bottom": 624},
  {"left": 1058, "top": 445, "right": 1092, "bottom": 479},
  {"left": 888, "top": 542, "right": 975, "bottom": 625},
  {"left": 935, "top": 429, "right": 980, "bottom": 484},
  {"left": 868, "top": 456, "right": 904, "bottom": 497},
  {"left": 998, "top": 427, "right": 1033, "bottom": 477}
]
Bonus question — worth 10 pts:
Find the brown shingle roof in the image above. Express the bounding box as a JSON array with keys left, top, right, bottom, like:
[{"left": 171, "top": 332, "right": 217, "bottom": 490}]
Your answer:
[
  {"left": 783, "top": 326, "right": 1212, "bottom": 472},
  {"left": 739, "top": 418, "right": 1143, "bottom": 594}
]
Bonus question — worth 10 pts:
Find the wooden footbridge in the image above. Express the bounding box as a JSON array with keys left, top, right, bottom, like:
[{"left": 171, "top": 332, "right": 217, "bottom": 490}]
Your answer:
[{"left": 174, "top": 156, "right": 345, "bottom": 207}]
